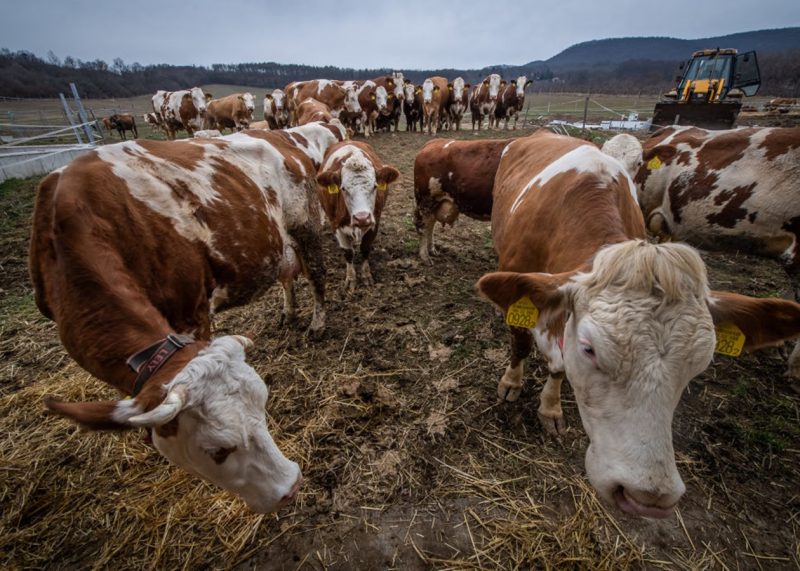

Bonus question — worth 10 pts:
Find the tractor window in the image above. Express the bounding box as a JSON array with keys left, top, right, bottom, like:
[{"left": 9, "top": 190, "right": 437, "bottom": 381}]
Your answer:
[{"left": 733, "top": 51, "right": 761, "bottom": 96}]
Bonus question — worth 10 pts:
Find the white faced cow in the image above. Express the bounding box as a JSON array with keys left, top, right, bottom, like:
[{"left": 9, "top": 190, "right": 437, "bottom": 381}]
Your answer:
[{"left": 479, "top": 129, "right": 800, "bottom": 518}]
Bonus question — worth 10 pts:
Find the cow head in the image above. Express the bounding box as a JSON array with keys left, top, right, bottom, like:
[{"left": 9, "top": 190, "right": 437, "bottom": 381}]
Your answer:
[
  {"left": 190, "top": 87, "right": 208, "bottom": 115},
  {"left": 422, "top": 79, "right": 435, "bottom": 104},
  {"left": 317, "top": 152, "right": 399, "bottom": 233},
  {"left": 271, "top": 89, "right": 285, "bottom": 111},
  {"left": 242, "top": 93, "right": 256, "bottom": 115},
  {"left": 343, "top": 83, "right": 362, "bottom": 114},
  {"left": 515, "top": 75, "right": 529, "bottom": 98},
  {"left": 601, "top": 134, "right": 644, "bottom": 180},
  {"left": 45, "top": 336, "right": 301, "bottom": 514},
  {"left": 404, "top": 82, "right": 416, "bottom": 103},
  {"left": 488, "top": 74, "right": 502, "bottom": 101},
  {"left": 478, "top": 241, "right": 737, "bottom": 517},
  {"left": 374, "top": 85, "right": 389, "bottom": 114}
]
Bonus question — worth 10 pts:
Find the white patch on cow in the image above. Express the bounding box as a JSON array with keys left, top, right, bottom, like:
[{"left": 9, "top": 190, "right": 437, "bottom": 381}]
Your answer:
[
  {"left": 533, "top": 326, "right": 564, "bottom": 372},
  {"left": 501, "top": 141, "right": 514, "bottom": 157},
  {"left": 271, "top": 89, "right": 285, "bottom": 110},
  {"left": 242, "top": 93, "right": 256, "bottom": 113},
  {"left": 443, "top": 140, "right": 455, "bottom": 149},
  {"left": 316, "top": 79, "right": 333, "bottom": 95},
  {"left": 487, "top": 74, "right": 501, "bottom": 99},
  {"left": 447, "top": 171, "right": 453, "bottom": 179},
  {"left": 509, "top": 145, "right": 633, "bottom": 214},
  {"left": 375, "top": 86, "right": 388, "bottom": 112},
  {"left": 285, "top": 121, "right": 342, "bottom": 168},
  {"left": 209, "top": 286, "right": 229, "bottom": 314},
  {"left": 515, "top": 75, "right": 528, "bottom": 98},
  {"left": 404, "top": 83, "right": 415, "bottom": 101},
  {"left": 427, "top": 176, "right": 445, "bottom": 199},
  {"left": 452, "top": 77, "right": 465, "bottom": 101},
  {"left": 422, "top": 79, "right": 434, "bottom": 103},
  {"left": 152, "top": 336, "right": 301, "bottom": 514},
  {"left": 292, "top": 156, "right": 306, "bottom": 177},
  {"left": 601, "top": 134, "right": 643, "bottom": 178}
]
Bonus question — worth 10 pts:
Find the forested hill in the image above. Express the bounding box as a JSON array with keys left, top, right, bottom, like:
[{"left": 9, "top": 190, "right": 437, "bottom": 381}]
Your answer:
[
  {"left": 542, "top": 27, "right": 800, "bottom": 69},
  {"left": 1, "top": 27, "right": 798, "bottom": 98}
]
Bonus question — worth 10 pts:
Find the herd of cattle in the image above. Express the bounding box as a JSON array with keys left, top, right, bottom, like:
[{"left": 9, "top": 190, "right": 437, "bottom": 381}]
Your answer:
[
  {"left": 32, "top": 83, "right": 800, "bottom": 521},
  {"left": 103, "top": 73, "right": 532, "bottom": 141}
]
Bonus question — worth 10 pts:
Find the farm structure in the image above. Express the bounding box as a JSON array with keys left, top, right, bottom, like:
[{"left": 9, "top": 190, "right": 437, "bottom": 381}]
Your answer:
[{"left": 1, "top": 87, "right": 800, "bottom": 570}]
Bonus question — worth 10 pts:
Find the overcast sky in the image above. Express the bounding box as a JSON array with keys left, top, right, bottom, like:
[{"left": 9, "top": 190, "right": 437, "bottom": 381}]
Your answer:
[{"left": 3, "top": 0, "right": 799, "bottom": 69}]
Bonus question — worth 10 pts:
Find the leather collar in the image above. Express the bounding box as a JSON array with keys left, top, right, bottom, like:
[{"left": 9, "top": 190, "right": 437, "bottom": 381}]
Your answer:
[{"left": 126, "top": 334, "right": 193, "bottom": 396}]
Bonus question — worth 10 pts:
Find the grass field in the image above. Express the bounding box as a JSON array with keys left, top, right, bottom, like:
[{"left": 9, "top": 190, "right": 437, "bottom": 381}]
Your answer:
[{"left": 1, "top": 119, "right": 799, "bottom": 569}]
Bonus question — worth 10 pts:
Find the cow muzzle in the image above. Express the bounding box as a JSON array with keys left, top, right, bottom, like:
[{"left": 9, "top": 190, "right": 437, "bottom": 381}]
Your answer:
[
  {"left": 612, "top": 484, "right": 683, "bottom": 519},
  {"left": 351, "top": 211, "right": 374, "bottom": 229}
]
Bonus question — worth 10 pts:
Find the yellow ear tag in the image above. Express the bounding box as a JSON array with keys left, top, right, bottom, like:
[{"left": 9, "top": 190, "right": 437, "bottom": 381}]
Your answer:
[
  {"left": 714, "top": 322, "right": 745, "bottom": 357},
  {"left": 505, "top": 296, "right": 539, "bottom": 328},
  {"left": 327, "top": 184, "right": 339, "bottom": 194},
  {"left": 647, "top": 156, "right": 663, "bottom": 170},
  {"left": 377, "top": 182, "right": 387, "bottom": 191}
]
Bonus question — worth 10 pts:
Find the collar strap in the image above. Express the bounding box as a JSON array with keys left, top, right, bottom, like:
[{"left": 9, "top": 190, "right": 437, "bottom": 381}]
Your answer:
[{"left": 126, "top": 334, "right": 192, "bottom": 396}]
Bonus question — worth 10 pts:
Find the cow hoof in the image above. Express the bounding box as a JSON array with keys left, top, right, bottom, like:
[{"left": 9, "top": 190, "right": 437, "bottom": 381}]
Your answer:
[
  {"left": 497, "top": 379, "right": 522, "bottom": 402},
  {"left": 306, "top": 321, "right": 325, "bottom": 340},
  {"left": 537, "top": 410, "right": 566, "bottom": 436}
]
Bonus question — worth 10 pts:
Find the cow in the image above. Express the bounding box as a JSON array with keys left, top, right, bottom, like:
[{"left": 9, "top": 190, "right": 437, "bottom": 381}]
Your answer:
[
  {"left": 604, "top": 126, "right": 800, "bottom": 377},
  {"left": 403, "top": 81, "right": 423, "bottom": 132},
  {"left": 446, "top": 77, "right": 470, "bottom": 131},
  {"left": 356, "top": 80, "right": 389, "bottom": 138},
  {"left": 108, "top": 113, "right": 138, "bottom": 140},
  {"left": 315, "top": 141, "right": 400, "bottom": 291},
  {"left": 143, "top": 112, "right": 163, "bottom": 134},
  {"left": 286, "top": 80, "right": 361, "bottom": 126},
  {"left": 264, "top": 89, "right": 290, "bottom": 130},
  {"left": 29, "top": 120, "right": 348, "bottom": 512},
  {"left": 470, "top": 74, "right": 502, "bottom": 131},
  {"left": 152, "top": 90, "right": 169, "bottom": 122},
  {"left": 160, "top": 87, "right": 209, "bottom": 140},
  {"left": 413, "top": 138, "right": 510, "bottom": 263},
  {"left": 296, "top": 98, "right": 333, "bottom": 125},
  {"left": 372, "top": 75, "right": 404, "bottom": 132},
  {"left": 494, "top": 75, "right": 531, "bottom": 130},
  {"left": 205, "top": 93, "right": 255, "bottom": 133},
  {"left": 421, "top": 77, "right": 449, "bottom": 136},
  {"left": 477, "top": 129, "right": 800, "bottom": 518}
]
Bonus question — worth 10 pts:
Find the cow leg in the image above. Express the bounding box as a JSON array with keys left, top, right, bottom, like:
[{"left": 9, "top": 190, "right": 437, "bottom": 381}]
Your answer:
[
  {"left": 294, "top": 226, "right": 326, "bottom": 337},
  {"left": 341, "top": 248, "right": 357, "bottom": 293},
  {"left": 418, "top": 215, "right": 436, "bottom": 264},
  {"left": 498, "top": 327, "right": 533, "bottom": 402},
  {"left": 785, "top": 264, "right": 800, "bottom": 378},
  {"left": 133, "top": 125, "right": 138, "bottom": 138},
  {"left": 279, "top": 277, "right": 296, "bottom": 325},
  {"left": 359, "top": 229, "right": 376, "bottom": 287},
  {"left": 538, "top": 371, "right": 565, "bottom": 435}
]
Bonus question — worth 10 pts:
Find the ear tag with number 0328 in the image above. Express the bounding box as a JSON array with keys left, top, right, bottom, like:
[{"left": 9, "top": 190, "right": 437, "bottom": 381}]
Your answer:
[
  {"left": 714, "top": 322, "right": 745, "bottom": 357},
  {"left": 505, "top": 296, "right": 539, "bottom": 328},
  {"left": 647, "top": 156, "right": 662, "bottom": 170},
  {"left": 327, "top": 184, "right": 340, "bottom": 194}
]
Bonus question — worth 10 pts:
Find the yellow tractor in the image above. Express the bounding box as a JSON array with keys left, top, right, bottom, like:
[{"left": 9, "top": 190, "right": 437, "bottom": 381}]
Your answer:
[{"left": 651, "top": 48, "right": 761, "bottom": 130}]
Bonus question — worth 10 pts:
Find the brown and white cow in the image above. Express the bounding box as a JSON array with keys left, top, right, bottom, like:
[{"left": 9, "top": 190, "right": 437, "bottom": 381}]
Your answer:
[
  {"left": 478, "top": 130, "right": 800, "bottom": 518},
  {"left": 143, "top": 112, "right": 163, "bottom": 134},
  {"left": 205, "top": 93, "right": 255, "bottom": 132},
  {"left": 493, "top": 75, "right": 531, "bottom": 130},
  {"left": 403, "top": 81, "right": 423, "bottom": 132},
  {"left": 372, "top": 74, "right": 404, "bottom": 132},
  {"left": 286, "top": 80, "right": 361, "bottom": 126},
  {"left": 421, "top": 76, "right": 449, "bottom": 136},
  {"left": 414, "top": 137, "right": 511, "bottom": 263},
  {"left": 356, "top": 80, "right": 390, "bottom": 137},
  {"left": 159, "top": 87, "right": 209, "bottom": 139},
  {"left": 296, "top": 98, "right": 333, "bottom": 126},
  {"left": 30, "top": 120, "right": 347, "bottom": 513},
  {"left": 604, "top": 126, "right": 800, "bottom": 377},
  {"left": 264, "top": 89, "right": 290, "bottom": 130},
  {"left": 316, "top": 141, "right": 400, "bottom": 291},
  {"left": 446, "top": 77, "right": 470, "bottom": 131},
  {"left": 470, "top": 74, "right": 503, "bottom": 131}
]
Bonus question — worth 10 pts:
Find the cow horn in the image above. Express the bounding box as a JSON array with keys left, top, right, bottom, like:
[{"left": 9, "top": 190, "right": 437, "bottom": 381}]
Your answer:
[
  {"left": 231, "top": 335, "right": 254, "bottom": 350},
  {"left": 127, "top": 385, "right": 187, "bottom": 427}
]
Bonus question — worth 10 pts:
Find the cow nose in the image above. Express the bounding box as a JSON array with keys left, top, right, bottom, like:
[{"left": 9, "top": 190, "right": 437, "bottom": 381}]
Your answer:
[
  {"left": 613, "top": 484, "right": 683, "bottom": 519},
  {"left": 278, "top": 475, "right": 303, "bottom": 509},
  {"left": 352, "top": 212, "right": 373, "bottom": 228}
]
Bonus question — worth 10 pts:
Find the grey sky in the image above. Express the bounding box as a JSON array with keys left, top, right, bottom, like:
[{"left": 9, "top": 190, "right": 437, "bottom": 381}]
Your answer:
[{"left": 3, "top": 0, "right": 799, "bottom": 69}]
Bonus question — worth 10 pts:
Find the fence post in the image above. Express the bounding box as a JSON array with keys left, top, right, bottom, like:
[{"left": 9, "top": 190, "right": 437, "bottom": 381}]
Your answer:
[
  {"left": 70, "top": 83, "right": 96, "bottom": 144},
  {"left": 59, "top": 93, "right": 84, "bottom": 144},
  {"left": 582, "top": 95, "right": 590, "bottom": 133}
]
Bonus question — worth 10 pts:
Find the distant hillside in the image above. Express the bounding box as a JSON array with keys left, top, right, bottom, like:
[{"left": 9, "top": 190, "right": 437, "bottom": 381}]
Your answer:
[{"left": 544, "top": 27, "right": 800, "bottom": 70}]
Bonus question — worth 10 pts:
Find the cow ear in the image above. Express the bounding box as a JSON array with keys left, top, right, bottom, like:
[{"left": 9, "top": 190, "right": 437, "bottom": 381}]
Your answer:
[
  {"left": 477, "top": 271, "right": 576, "bottom": 317},
  {"left": 510, "top": 80, "right": 517, "bottom": 85},
  {"left": 317, "top": 170, "right": 341, "bottom": 188},
  {"left": 376, "top": 166, "right": 400, "bottom": 187},
  {"left": 465, "top": 83, "right": 471, "bottom": 88},
  {"left": 266, "top": 94, "right": 273, "bottom": 100},
  {"left": 433, "top": 86, "right": 440, "bottom": 92},
  {"left": 501, "top": 80, "right": 507, "bottom": 86},
  {"left": 708, "top": 291, "right": 800, "bottom": 351},
  {"left": 483, "top": 80, "right": 489, "bottom": 86},
  {"left": 526, "top": 80, "right": 533, "bottom": 87}
]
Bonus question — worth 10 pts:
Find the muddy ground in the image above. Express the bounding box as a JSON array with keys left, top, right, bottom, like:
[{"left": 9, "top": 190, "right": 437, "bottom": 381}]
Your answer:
[{"left": 1, "top": 124, "right": 799, "bottom": 570}]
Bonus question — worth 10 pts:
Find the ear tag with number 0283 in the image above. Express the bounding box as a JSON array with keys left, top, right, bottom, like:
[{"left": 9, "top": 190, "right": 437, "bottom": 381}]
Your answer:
[
  {"left": 505, "top": 296, "right": 539, "bottom": 328},
  {"left": 714, "top": 322, "right": 745, "bottom": 357},
  {"left": 327, "top": 184, "right": 340, "bottom": 194},
  {"left": 647, "top": 156, "right": 662, "bottom": 170}
]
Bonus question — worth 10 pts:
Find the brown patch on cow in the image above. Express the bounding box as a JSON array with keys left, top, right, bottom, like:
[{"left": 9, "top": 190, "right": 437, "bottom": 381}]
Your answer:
[
  {"left": 696, "top": 130, "right": 753, "bottom": 171},
  {"left": 759, "top": 127, "right": 800, "bottom": 161},
  {"left": 676, "top": 151, "right": 693, "bottom": 165},
  {"left": 668, "top": 170, "right": 720, "bottom": 224},
  {"left": 290, "top": 133, "right": 309, "bottom": 148},
  {"left": 137, "top": 140, "right": 207, "bottom": 171},
  {"left": 706, "top": 183, "right": 757, "bottom": 228}
]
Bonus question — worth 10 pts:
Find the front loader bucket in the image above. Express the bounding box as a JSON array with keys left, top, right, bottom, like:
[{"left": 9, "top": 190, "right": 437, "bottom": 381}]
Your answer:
[{"left": 650, "top": 101, "right": 742, "bottom": 131}]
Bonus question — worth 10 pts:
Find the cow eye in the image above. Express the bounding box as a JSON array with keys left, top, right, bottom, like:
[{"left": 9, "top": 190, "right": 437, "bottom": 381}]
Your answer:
[{"left": 206, "top": 446, "right": 237, "bottom": 464}]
